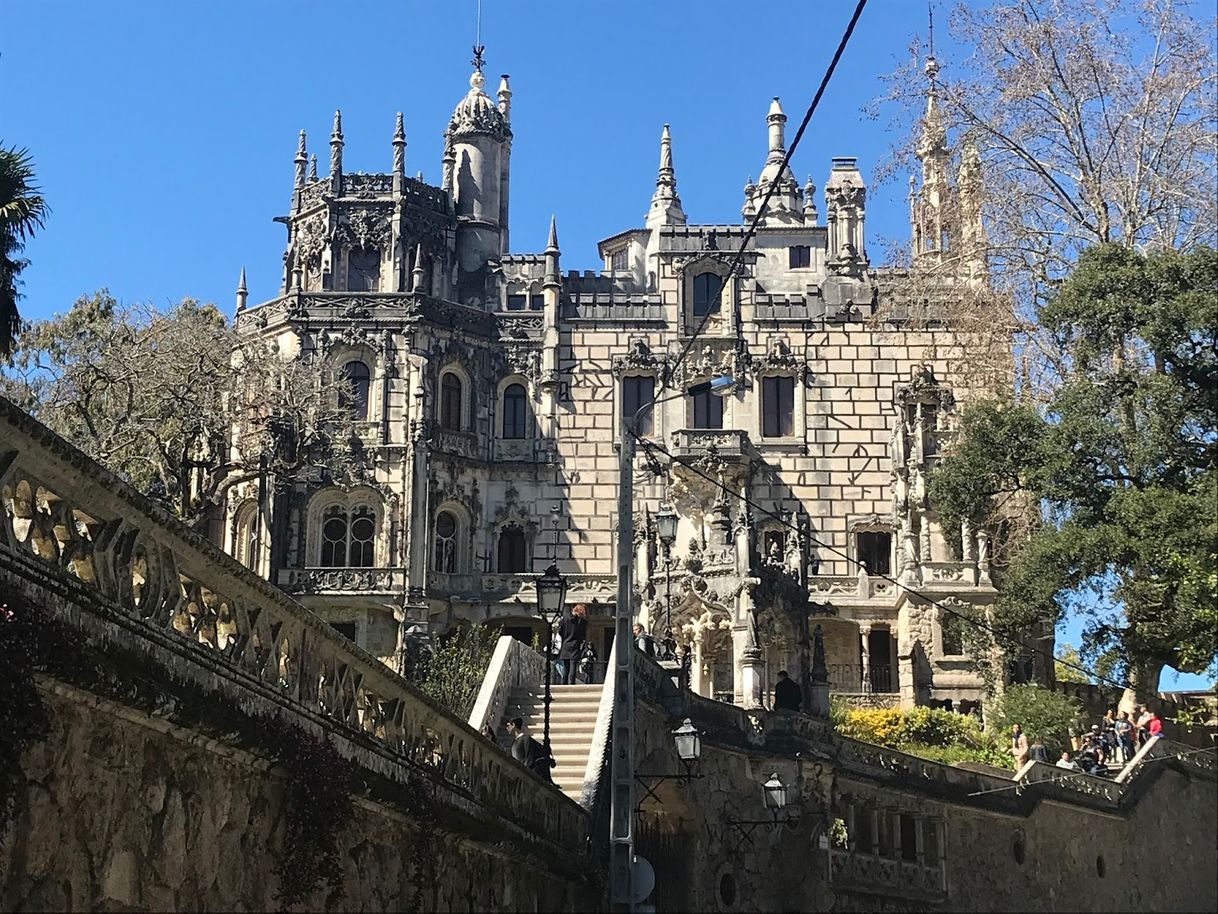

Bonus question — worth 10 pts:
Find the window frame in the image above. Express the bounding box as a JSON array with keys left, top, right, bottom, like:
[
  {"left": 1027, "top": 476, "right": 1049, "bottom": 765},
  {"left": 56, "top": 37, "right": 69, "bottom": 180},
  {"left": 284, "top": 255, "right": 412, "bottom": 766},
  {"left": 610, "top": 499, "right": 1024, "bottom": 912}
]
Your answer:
[
  {"left": 439, "top": 371, "right": 464, "bottom": 431},
  {"left": 341, "top": 359, "right": 372, "bottom": 422},
  {"left": 433, "top": 509, "right": 460, "bottom": 573},
  {"left": 761, "top": 375, "right": 796, "bottom": 438},
  {"left": 346, "top": 246, "right": 381, "bottom": 292},
  {"left": 318, "top": 503, "right": 378, "bottom": 568},
  {"left": 788, "top": 245, "right": 812, "bottom": 269},
  {"left": 856, "top": 530, "right": 893, "bottom": 577},
  {"left": 691, "top": 388, "right": 724, "bottom": 430},
  {"left": 622, "top": 375, "right": 656, "bottom": 437},
  {"left": 502, "top": 382, "right": 529, "bottom": 439},
  {"left": 496, "top": 523, "right": 528, "bottom": 573},
  {"left": 692, "top": 271, "right": 723, "bottom": 317}
]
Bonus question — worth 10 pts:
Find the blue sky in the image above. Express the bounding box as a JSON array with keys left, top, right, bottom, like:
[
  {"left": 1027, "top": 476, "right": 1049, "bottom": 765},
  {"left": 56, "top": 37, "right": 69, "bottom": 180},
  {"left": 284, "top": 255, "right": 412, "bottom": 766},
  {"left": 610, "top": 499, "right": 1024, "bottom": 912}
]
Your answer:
[{"left": 3, "top": 1, "right": 1211, "bottom": 691}]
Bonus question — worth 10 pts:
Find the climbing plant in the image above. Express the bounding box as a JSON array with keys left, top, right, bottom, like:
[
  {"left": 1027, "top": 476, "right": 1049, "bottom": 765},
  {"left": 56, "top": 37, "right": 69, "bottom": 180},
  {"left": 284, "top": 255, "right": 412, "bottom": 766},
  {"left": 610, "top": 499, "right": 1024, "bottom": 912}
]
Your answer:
[{"left": 0, "top": 598, "right": 52, "bottom": 846}]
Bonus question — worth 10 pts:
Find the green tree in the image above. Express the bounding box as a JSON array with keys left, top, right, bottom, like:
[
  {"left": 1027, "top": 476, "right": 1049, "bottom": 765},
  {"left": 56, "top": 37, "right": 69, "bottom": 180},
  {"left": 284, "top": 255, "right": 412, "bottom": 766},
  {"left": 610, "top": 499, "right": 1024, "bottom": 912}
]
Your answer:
[
  {"left": 1054, "top": 645, "right": 1091, "bottom": 685},
  {"left": 1, "top": 291, "right": 359, "bottom": 527},
  {"left": 932, "top": 245, "right": 1218, "bottom": 699},
  {"left": 0, "top": 146, "right": 49, "bottom": 357},
  {"left": 411, "top": 624, "right": 502, "bottom": 719},
  {"left": 989, "top": 684, "right": 1084, "bottom": 758}
]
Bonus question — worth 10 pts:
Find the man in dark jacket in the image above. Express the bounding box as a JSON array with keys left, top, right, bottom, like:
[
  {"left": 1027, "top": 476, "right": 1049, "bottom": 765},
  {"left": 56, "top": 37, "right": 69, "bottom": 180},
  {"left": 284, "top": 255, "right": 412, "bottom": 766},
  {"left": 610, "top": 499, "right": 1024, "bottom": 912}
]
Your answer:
[
  {"left": 773, "top": 670, "right": 802, "bottom": 711},
  {"left": 505, "top": 717, "right": 553, "bottom": 783}
]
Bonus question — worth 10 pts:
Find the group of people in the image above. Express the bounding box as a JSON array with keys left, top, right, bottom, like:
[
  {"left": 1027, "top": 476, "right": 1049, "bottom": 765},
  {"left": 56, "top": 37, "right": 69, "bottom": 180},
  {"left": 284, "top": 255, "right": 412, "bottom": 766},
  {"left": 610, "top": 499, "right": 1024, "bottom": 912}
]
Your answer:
[{"left": 1009, "top": 705, "right": 1165, "bottom": 776}]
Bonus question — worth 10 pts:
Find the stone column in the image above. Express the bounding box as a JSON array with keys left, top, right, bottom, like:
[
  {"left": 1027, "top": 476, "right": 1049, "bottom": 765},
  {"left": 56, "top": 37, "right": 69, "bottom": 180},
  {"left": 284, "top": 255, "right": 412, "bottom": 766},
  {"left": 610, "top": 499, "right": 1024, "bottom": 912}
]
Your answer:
[
  {"left": 809, "top": 624, "right": 830, "bottom": 717},
  {"left": 691, "top": 626, "right": 708, "bottom": 697},
  {"left": 860, "top": 624, "right": 872, "bottom": 692}
]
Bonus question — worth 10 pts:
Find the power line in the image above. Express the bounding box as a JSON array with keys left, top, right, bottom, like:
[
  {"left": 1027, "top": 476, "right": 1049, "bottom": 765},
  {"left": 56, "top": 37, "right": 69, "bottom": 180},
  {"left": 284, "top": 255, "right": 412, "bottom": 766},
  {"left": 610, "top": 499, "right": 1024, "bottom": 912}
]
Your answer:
[
  {"left": 633, "top": 430, "right": 1134, "bottom": 694},
  {"left": 666, "top": 0, "right": 870, "bottom": 388}
]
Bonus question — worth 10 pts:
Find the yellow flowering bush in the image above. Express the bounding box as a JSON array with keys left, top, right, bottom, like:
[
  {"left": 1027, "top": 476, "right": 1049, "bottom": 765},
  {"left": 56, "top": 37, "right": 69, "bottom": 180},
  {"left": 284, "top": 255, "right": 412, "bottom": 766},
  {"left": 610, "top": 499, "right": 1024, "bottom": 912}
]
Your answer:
[{"left": 830, "top": 698, "right": 1009, "bottom": 767}]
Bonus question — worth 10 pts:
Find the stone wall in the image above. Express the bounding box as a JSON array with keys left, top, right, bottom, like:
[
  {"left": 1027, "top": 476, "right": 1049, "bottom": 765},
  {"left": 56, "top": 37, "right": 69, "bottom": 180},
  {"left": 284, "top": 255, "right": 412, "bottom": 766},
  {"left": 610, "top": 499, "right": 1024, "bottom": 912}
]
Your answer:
[
  {"left": 630, "top": 653, "right": 1218, "bottom": 913},
  {"left": 2, "top": 682, "right": 595, "bottom": 912}
]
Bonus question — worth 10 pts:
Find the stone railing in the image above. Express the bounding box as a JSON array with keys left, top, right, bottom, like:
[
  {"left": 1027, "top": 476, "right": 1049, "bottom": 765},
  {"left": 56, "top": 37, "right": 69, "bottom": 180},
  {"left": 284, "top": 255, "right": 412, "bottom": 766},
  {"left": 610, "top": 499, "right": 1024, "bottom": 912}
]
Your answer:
[
  {"left": 1019, "top": 760, "right": 1121, "bottom": 806},
  {"left": 278, "top": 566, "right": 407, "bottom": 594},
  {"left": 468, "top": 635, "right": 548, "bottom": 738},
  {"left": 479, "top": 572, "right": 619, "bottom": 605},
  {"left": 920, "top": 561, "right": 977, "bottom": 587},
  {"left": 830, "top": 850, "right": 945, "bottom": 901},
  {"left": 669, "top": 428, "right": 751, "bottom": 461},
  {"left": 0, "top": 397, "right": 588, "bottom": 849},
  {"left": 580, "top": 639, "right": 619, "bottom": 810}
]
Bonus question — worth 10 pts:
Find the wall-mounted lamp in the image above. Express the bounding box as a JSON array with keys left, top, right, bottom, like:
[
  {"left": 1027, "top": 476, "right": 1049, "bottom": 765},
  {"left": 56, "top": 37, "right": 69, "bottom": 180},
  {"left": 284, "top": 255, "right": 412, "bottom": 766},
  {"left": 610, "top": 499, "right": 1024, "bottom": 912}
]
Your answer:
[{"left": 635, "top": 718, "right": 704, "bottom": 812}]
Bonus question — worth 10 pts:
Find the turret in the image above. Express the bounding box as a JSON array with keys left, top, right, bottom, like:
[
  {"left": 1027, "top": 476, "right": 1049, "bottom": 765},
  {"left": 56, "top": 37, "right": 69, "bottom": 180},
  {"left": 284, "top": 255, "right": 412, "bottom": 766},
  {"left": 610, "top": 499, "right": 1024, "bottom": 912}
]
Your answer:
[
  {"left": 803, "top": 176, "right": 818, "bottom": 225},
  {"left": 646, "top": 124, "right": 687, "bottom": 228},
  {"left": 329, "top": 110, "right": 344, "bottom": 195},
  {"left": 742, "top": 98, "right": 803, "bottom": 226},
  {"left": 541, "top": 216, "right": 561, "bottom": 388},
  {"left": 445, "top": 53, "right": 513, "bottom": 284},
  {"left": 958, "top": 137, "right": 986, "bottom": 281},
  {"left": 825, "top": 157, "right": 867, "bottom": 276}
]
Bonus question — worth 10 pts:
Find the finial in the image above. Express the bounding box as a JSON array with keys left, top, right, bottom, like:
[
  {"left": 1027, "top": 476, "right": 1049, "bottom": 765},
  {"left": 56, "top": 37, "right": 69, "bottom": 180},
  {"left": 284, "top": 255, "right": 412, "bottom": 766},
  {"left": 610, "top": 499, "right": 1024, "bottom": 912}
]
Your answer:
[
  {"left": 293, "top": 130, "right": 307, "bottom": 191},
  {"left": 329, "top": 109, "right": 344, "bottom": 189},
  {"left": 928, "top": 2, "right": 935, "bottom": 59},
  {"left": 236, "top": 266, "right": 248, "bottom": 312},
  {"left": 497, "top": 74, "right": 512, "bottom": 121},
  {"left": 411, "top": 243, "right": 426, "bottom": 292},
  {"left": 331, "top": 109, "right": 343, "bottom": 139},
  {"left": 308, "top": 155, "right": 318, "bottom": 180},
  {"left": 471, "top": 44, "right": 486, "bottom": 73},
  {"left": 768, "top": 97, "right": 785, "bottom": 119},
  {"left": 546, "top": 215, "right": 559, "bottom": 253},
  {"left": 392, "top": 112, "right": 406, "bottom": 178}
]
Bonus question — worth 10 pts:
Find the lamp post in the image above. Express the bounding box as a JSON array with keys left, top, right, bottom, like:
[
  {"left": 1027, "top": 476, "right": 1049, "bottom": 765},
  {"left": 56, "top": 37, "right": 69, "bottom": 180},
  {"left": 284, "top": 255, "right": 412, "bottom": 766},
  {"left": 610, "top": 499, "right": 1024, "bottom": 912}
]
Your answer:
[
  {"left": 536, "top": 562, "right": 567, "bottom": 762},
  {"left": 612, "top": 373, "right": 734, "bottom": 910},
  {"left": 654, "top": 503, "right": 678, "bottom": 661}
]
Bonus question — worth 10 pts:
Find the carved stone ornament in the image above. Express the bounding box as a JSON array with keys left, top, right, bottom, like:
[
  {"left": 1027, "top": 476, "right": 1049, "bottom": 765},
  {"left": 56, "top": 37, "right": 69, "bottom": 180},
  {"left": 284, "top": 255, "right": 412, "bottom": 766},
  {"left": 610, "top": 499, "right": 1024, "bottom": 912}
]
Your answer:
[
  {"left": 826, "top": 179, "right": 865, "bottom": 211},
  {"left": 294, "top": 215, "right": 328, "bottom": 267},
  {"left": 749, "top": 335, "right": 810, "bottom": 383},
  {"left": 611, "top": 337, "right": 665, "bottom": 379},
  {"left": 334, "top": 207, "right": 392, "bottom": 250},
  {"left": 671, "top": 339, "right": 743, "bottom": 386},
  {"left": 896, "top": 364, "right": 955, "bottom": 412}
]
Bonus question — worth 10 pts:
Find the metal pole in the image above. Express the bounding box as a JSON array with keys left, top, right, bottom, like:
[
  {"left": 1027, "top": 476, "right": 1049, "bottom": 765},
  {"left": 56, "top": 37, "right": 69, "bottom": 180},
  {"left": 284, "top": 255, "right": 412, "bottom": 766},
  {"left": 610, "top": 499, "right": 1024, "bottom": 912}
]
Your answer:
[
  {"left": 610, "top": 416, "right": 636, "bottom": 910},
  {"left": 663, "top": 543, "right": 674, "bottom": 660},
  {"left": 544, "top": 617, "right": 554, "bottom": 762}
]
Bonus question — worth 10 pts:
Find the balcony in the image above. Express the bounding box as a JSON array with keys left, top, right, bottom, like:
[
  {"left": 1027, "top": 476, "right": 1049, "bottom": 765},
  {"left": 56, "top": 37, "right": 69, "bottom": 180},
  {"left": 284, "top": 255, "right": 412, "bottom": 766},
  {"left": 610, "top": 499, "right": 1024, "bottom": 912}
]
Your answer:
[
  {"left": 669, "top": 428, "right": 751, "bottom": 461},
  {"left": 278, "top": 567, "right": 406, "bottom": 595}
]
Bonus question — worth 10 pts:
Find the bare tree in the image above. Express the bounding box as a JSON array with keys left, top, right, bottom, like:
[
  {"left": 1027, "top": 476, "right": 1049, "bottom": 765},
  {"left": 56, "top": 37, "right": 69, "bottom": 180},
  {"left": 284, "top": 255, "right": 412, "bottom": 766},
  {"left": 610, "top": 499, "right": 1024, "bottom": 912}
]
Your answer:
[
  {"left": 1, "top": 291, "right": 358, "bottom": 529},
  {"left": 876, "top": 0, "right": 1217, "bottom": 395}
]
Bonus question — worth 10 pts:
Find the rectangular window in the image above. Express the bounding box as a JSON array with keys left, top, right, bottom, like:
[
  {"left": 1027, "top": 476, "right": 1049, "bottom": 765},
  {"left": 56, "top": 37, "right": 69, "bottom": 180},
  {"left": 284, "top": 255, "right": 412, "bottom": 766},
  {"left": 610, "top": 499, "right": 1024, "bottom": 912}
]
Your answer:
[
  {"left": 899, "top": 814, "right": 919, "bottom": 862},
  {"left": 941, "top": 611, "right": 966, "bottom": 655},
  {"left": 762, "top": 376, "right": 795, "bottom": 437},
  {"left": 622, "top": 376, "right": 655, "bottom": 436},
  {"left": 530, "top": 294, "right": 544, "bottom": 311},
  {"left": 857, "top": 531, "right": 892, "bottom": 576},
  {"left": 692, "top": 389, "right": 724, "bottom": 429},
  {"left": 788, "top": 245, "right": 811, "bottom": 269},
  {"left": 506, "top": 293, "right": 527, "bottom": 311},
  {"left": 610, "top": 248, "right": 628, "bottom": 271},
  {"left": 329, "top": 621, "right": 357, "bottom": 642}
]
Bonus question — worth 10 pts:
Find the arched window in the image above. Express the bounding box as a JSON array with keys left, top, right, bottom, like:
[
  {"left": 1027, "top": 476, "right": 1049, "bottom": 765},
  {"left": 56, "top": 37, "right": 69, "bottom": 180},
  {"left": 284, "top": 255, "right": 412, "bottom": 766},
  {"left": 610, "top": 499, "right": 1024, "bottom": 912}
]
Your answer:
[
  {"left": 319, "top": 504, "right": 378, "bottom": 568},
  {"left": 234, "top": 501, "right": 259, "bottom": 569},
  {"left": 434, "top": 510, "right": 458, "bottom": 573},
  {"left": 503, "top": 383, "right": 528, "bottom": 439},
  {"left": 692, "top": 271, "right": 723, "bottom": 317},
  {"left": 440, "top": 373, "right": 464, "bottom": 431},
  {"left": 341, "top": 360, "right": 371, "bottom": 421},
  {"left": 497, "top": 524, "right": 527, "bottom": 573},
  {"left": 347, "top": 247, "right": 380, "bottom": 292},
  {"left": 622, "top": 376, "right": 655, "bottom": 436}
]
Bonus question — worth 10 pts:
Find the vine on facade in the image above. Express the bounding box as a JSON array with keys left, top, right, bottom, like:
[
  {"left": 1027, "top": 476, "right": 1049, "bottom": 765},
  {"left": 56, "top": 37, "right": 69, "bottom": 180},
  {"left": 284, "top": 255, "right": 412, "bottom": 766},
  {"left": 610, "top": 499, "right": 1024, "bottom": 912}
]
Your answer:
[
  {"left": 268, "top": 721, "right": 356, "bottom": 908},
  {"left": 0, "top": 598, "right": 53, "bottom": 846}
]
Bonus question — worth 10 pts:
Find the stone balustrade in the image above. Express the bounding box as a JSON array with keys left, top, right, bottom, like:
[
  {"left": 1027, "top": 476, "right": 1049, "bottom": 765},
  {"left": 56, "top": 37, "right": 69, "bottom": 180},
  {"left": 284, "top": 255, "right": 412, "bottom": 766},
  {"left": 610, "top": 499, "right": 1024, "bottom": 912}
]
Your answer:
[
  {"left": 669, "top": 428, "right": 751, "bottom": 461},
  {"left": 278, "top": 566, "right": 407, "bottom": 594},
  {"left": 0, "top": 396, "right": 588, "bottom": 850}
]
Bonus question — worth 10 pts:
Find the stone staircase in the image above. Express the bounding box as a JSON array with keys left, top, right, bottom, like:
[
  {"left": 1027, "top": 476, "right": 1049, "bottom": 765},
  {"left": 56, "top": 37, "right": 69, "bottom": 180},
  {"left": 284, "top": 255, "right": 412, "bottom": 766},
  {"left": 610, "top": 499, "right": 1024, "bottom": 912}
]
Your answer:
[{"left": 504, "top": 683, "right": 602, "bottom": 802}]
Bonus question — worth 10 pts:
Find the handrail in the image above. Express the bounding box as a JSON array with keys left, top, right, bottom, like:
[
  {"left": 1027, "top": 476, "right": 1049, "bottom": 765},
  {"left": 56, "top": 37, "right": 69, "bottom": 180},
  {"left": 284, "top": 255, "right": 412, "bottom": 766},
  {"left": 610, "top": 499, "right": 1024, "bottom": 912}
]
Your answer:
[{"left": 0, "top": 396, "right": 588, "bottom": 848}]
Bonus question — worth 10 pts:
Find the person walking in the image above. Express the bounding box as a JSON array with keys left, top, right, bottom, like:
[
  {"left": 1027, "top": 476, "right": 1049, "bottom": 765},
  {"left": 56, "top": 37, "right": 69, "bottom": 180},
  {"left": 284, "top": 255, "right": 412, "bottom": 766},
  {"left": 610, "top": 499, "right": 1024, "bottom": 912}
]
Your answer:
[
  {"left": 1010, "top": 724, "right": 1029, "bottom": 768},
  {"left": 558, "top": 603, "right": 588, "bottom": 685},
  {"left": 773, "top": 670, "right": 802, "bottom": 712}
]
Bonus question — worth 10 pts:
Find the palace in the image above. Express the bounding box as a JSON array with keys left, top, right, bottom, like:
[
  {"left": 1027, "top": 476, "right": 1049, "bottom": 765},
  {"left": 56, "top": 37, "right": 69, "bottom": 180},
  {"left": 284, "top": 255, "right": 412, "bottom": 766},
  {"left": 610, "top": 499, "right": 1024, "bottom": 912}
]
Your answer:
[{"left": 226, "top": 48, "right": 1026, "bottom": 712}]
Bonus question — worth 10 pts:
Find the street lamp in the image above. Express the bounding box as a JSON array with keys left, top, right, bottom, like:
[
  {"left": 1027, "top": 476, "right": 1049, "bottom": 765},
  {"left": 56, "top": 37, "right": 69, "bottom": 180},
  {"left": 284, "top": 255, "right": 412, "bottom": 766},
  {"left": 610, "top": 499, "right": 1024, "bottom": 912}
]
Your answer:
[
  {"left": 654, "top": 503, "right": 678, "bottom": 661},
  {"left": 724, "top": 770, "right": 808, "bottom": 853},
  {"left": 536, "top": 562, "right": 568, "bottom": 762},
  {"left": 635, "top": 717, "right": 704, "bottom": 811},
  {"left": 762, "top": 772, "right": 788, "bottom": 814}
]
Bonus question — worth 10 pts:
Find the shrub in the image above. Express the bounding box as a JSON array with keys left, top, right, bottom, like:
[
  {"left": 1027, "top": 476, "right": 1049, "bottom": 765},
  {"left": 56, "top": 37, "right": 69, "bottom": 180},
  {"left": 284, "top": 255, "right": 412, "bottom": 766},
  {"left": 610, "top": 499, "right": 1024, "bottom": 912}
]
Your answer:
[
  {"left": 988, "top": 684, "right": 1083, "bottom": 757},
  {"left": 832, "top": 701, "right": 1011, "bottom": 767}
]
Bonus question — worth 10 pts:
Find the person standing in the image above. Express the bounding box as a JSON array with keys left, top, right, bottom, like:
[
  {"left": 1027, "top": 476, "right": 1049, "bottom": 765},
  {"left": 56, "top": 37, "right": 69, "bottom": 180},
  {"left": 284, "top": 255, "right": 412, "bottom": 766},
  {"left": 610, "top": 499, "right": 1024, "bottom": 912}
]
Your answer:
[
  {"left": 1116, "top": 711, "right": 1135, "bottom": 763},
  {"left": 558, "top": 603, "right": 588, "bottom": 685},
  {"left": 1010, "top": 724, "right": 1029, "bottom": 768},
  {"left": 632, "top": 622, "right": 656, "bottom": 657},
  {"left": 773, "top": 670, "right": 802, "bottom": 712},
  {"left": 1027, "top": 735, "right": 1050, "bottom": 763}
]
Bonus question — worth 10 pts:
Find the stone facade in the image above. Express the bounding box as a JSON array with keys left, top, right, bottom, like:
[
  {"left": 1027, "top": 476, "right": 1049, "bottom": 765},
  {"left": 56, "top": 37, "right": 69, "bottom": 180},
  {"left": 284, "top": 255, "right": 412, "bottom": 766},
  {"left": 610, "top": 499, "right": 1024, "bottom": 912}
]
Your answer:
[{"left": 226, "top": 49, "right": 1016, "bottom": 712}]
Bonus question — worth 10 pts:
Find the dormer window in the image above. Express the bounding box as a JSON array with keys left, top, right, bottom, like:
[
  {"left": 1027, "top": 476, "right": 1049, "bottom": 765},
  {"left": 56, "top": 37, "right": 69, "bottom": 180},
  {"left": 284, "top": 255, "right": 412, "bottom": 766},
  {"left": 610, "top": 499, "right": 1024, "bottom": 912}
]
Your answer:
[
  {"left": 788, "top": 245, "right": 811, "bottom": 269},
  {"left": 692, "top": 272, "right": 723, "bottom": 317},
  {"left": 610, "top": 248, "right": 628, "bottom": 272}
]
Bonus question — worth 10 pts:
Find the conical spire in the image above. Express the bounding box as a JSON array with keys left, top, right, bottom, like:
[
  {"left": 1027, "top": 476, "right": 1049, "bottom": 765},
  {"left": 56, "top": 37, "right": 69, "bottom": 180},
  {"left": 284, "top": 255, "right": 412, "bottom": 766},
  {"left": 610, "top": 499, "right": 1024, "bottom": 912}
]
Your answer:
[
  {"left": 646, "top": 124, "right": 687, "bottom": 228},
  {"left": 329, "top": 109, "right": 344, "bottom": 192},
  {"left": 293, "top": 130, "right": 307, "bottom": 190},
  {"left": 545, "top": 214, "right": 559, "bottom": 253},
  {"left": 392, "top": 112, "right": 407, "bottom": 178},
  {"left": 236, "top": 266, "right": 248, "bottom": 312},
  {"left": 750, "top": 98, "right": 801, "bottom": 225},
  {"left": 411, "top": 243, "right": 426, "bottom": 292},
  {"left": 544, "top": 216, "right": 560, "bottom": 284}
]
